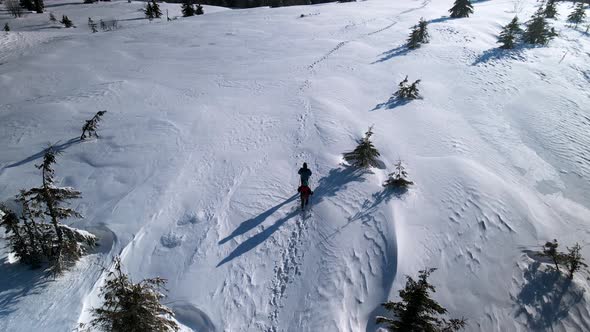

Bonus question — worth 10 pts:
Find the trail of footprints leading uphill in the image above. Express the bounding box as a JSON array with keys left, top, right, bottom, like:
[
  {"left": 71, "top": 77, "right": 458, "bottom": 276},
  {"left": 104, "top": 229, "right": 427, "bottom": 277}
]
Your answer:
[{"left": 265, "top": 1, "right": 435, "bottom": 330}]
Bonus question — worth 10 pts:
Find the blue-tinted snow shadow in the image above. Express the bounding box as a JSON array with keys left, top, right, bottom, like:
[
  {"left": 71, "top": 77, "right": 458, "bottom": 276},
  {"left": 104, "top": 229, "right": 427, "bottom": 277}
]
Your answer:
[
  {"left": 514, "top": 260, "right": 585, "bottom": 330},
  {"left": 472, "top": 47, "right": 525, "bottom": 66},
  {"left": 4, "top": 137, "right": 81, "bottom": 169},
  {"left": 428, "top": 16, "right": 455, "bottom": 24},
  {"left": 372, "top": 45, "right": 410, "bottom": 64},
  {"left": 0, "top": 257, "right": 49, "bottom": 317},
  {"left": 370, "top": 96, "right": 410, "bottom": 111},
  {"left": 216, "top": 166, "right": 367, "bottom": 267},
  {"left": 218, "top": 194, "right": 298, "bottom": 245}
]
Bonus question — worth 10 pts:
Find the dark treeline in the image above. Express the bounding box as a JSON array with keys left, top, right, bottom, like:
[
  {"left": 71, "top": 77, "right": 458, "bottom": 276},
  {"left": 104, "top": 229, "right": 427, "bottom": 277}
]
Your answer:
[{"left": 166, "top": 0, "right": 345, "bottom": 9}]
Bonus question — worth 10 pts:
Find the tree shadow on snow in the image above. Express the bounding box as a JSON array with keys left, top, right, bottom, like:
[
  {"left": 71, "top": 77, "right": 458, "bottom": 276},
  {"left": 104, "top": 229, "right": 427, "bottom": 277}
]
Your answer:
[
  {"left": 4, "top": 137, "right": 81, "bottom": 169},
  {"left": 0, "top": 257, "right": 49, "bottom": 317},
  {"left": 428, "top": 16, "right": 455, "bottom": 24},
  {"left": 372, "top": 45, "right": 410, "bottom": 64},
  {"left": 472, "top": 47, "right": 525, "bottom": 66},
  {"left": 370, "top": 96, "right": 410, "bottom": 112},
  {"left": 216, "top": 166, "right": 367, "bottom": 267},
  {"left": 514, "top": 261, "right": 585, "bottom": 330}
]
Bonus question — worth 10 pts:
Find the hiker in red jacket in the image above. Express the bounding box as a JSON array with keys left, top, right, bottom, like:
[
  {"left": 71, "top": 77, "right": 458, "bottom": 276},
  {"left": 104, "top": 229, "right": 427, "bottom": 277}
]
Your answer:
[{"left": 297, "top": 185, "right": 313, "bottom": 210}]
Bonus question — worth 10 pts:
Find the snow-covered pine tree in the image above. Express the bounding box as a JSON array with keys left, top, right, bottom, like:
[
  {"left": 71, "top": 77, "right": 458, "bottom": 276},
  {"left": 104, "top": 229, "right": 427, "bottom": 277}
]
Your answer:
[
  {"left": 86, "top": 257, "right": 179, "bottom": 332},
  {"left": 196, "top": 3, "right": 204, "bottom": 15},
  {"left": 144, "top": 2, "right": 154, "bottom": 19},
  {"left": 406, "top": 25, "right": 422, "bottom": 49},
  {"left": 33, "top": 0, "right": 43, "bottom": 13},
  {"left": 23, "top": 147, "right": 96, "bottom": 274},
  {"left": 3, "top": 23, "right": 9, "bottom": 32},
  {"left": 542, "top": 239, "right": 562, "bottom": 271},
  {"left": 343, "top": 126, "right": 381, "bottom": 169},
  {"left": 383, "top": 161, "right": 414, "bottom": 188},
  {"left": 49, "top": 12, "right": 56, "bottom": 22},
  {"left": 544, "top": 0, "right": 558, "bottom": 19},
  {"left": 417, "top": 17, "right": 429, "bottom": 43},
  {"left": 376, "top": 268, "right": 467, "bottom": 332},
  {"left": 0, "top": 205, "right": 37, "bottom": 266},
  {"left": 151, "top": 0, "right": 162, "bottom": 19},
  {"left": 394, "top": 76, "right": 421, "bottom": 100},
  {"left": 497, "top": 16, "right": 523, "bottom": 49},
  {"left": 16, "top": 190, "right": 52, "bottom": 260},
  {"left": 449, "top": 0, "right": 474, "bottom": 18},
  {"left": 81, "top": 110, "right": 107, "bottom": 140},
  {"left": 181, "top": 0, "right": 195, "bottom": 17},
  {"left": 523, "top": 6, "right": 557, "bottom": 45},
  {"left": 567, "top": 3, "right": 586, "bottom": 27},
  {"left": 60, "top": 15, "right": 74, "bottom": 28},
  {"left": 564, "top": 243, "right": 587, "bottom": 279}
]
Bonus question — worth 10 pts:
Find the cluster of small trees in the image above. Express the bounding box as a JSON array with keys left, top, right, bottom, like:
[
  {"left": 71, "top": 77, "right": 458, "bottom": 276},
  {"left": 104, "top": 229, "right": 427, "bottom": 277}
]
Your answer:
[
  {"left": 182, "top": 0, "right": 204, "bottom": 17},
  {"left": 342, "top": 126, "right": 413, "bottom": 189},
  {"left": 145, "top": 0, "right": 163, "bottom": 20},
  {"left": 567, "top": 2, "right": 587, "bottom": 28},
  {"left": 498, "top": 1, "right": 588, "bottom": 49},
  {"left": 395, "top": 76, "right": 421, "bottom": 101},
  {"left": 542, "top": 239, "right": 587, "bottom": 279}
]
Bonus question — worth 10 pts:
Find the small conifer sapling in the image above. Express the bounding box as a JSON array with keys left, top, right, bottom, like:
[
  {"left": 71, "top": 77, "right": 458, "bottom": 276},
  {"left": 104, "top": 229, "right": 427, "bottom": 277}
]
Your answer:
[
  {"left": 144, "top": 2, "right": 154, "bottom": 19},
  {"left": 376, "top": 268, "right": 467, "bottom": 331},
  {"left": 61, "top": 15, "right": 74, "bottom": 28},
  {"left": 49, "top": 12, "right": 56, "bottom": 22},
  {"left": 86, "top": 257, "right": 179, "bottom": 332},
  {"left": 3, "top": 23, "right": 9, "bottom": 32},
  {"left": 544, "top": 0, "right": 558, "bottom": 19},
  {"left": 564, "top": 243, "right": 587, "bottom": 279},
  {"left": 384, "top": 161, "right": 414, "bottom": 188},
  {"left": 523, "top": 6, "right": 557, "bottom": 45},
  {"left": 498, "top": 16, "right": 523, "bottom": 49},
  {"left": 394, "top": 76, "right": 421, "bottom": 100},
  {"left": 449, "top": 0, "right": 474, "bottom": 19},
  {"left": 181, "top": 0, "right": 195, "bottom": 17},
  {"left": 196, "top": 4, "right": 204, "bottom": 15},
  {"left": 151, "top": 0, "right": 162, "bottom": 19},
  {"left": 542, "top": 239, "right": 562, "bottom": 272},
  {"left": 567, "top": 3, "right": 586, "bottom": 27},
  {"left": 343, "top": 126, "right": 381, "bottom": 169},
  {"left": 81, "top": 110, "right": 107, "bottom": 140}
]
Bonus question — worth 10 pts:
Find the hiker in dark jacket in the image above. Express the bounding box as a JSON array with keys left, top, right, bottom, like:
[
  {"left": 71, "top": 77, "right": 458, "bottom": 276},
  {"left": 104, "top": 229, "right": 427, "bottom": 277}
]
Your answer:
[
  {"left": 298, "top": 185, "right": 313, "bottom": 210},
  {"left": 298, "top": 163, "right": 312, "bottom": 186}
]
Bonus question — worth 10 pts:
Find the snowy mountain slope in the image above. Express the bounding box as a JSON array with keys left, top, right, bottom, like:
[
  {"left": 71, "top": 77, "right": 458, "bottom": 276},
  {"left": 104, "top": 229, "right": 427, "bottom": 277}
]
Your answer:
[{"left": 1, "top": 0, "right": 590, "bottom": 331}]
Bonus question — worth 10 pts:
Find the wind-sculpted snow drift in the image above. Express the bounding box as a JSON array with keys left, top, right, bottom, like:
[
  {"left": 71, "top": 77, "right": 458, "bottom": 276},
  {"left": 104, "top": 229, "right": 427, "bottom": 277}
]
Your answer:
[{"left": 1, "top": 0, "right": 589, "bottom": 331}]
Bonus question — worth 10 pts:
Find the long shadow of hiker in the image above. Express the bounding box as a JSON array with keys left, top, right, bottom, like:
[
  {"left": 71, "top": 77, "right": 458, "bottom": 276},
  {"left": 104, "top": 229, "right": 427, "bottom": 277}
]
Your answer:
[
  {"left": 514, "top": 261, "right": 585, "bottom": 330},
  {"left": 216, "top": 166, "right": 367, "bottom": 267},
  {"left": 5, "top": 137, "right": 81, "bottom": 169},
  {"left": 218, "top": 194, "right": 298, "bottom": 245}
]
